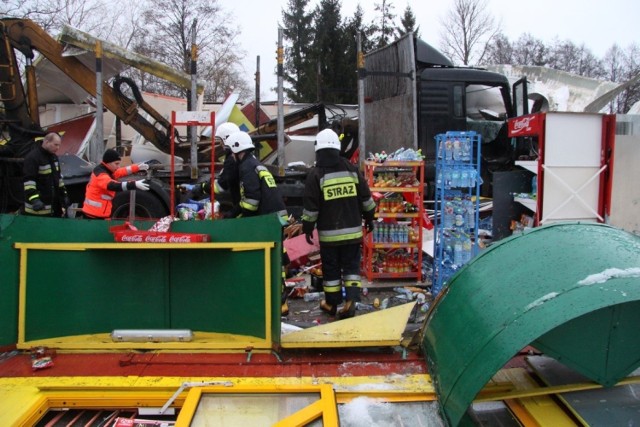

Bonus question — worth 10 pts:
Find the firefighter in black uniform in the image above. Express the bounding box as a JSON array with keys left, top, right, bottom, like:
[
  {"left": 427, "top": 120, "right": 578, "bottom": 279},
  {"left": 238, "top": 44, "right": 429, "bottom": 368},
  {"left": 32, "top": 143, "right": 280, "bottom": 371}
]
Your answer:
[
  {"left": 22, "top": 132, "right": 70, "bottom": 217},
  {"left": 301, "top": 129, "right": 376, "bottom": 319},
  {"left": 227, "top": 131, "right": 289, "bottom": 224},
  {"left": 227, "top": 131, "right": 291, "bottom": 314},
  {"left": 192, "top": 122, "right": 242, "bottom": 218}
]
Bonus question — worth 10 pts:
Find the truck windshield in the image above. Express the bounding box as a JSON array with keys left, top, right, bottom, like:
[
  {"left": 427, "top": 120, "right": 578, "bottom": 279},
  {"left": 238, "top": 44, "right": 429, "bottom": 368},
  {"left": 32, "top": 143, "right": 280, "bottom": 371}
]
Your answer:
[{"left": 466, "top": 84, "right": 508, "bottom": 144}]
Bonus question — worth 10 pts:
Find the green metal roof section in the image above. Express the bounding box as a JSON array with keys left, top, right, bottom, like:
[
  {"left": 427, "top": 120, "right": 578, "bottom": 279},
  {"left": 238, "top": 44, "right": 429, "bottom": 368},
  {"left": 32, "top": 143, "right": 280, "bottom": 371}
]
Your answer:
[{"left": 422, "top": 222, "right": 640, "bottom": 426}]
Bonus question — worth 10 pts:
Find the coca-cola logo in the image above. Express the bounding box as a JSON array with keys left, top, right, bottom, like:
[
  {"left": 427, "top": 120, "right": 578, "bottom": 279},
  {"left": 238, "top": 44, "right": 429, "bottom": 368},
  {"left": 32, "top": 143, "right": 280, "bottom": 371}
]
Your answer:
[
  {"left": 511, "top": 116, "right": 535, "bottom": 134},
  {"left": 144, "top": 235, "right": 168, "bottom": 243},
  {"left": 120, "top": 234, "right": 143, "bottom": 242},
  {"left": 169, "top": 235, "right": 194, "bottom": 243}
]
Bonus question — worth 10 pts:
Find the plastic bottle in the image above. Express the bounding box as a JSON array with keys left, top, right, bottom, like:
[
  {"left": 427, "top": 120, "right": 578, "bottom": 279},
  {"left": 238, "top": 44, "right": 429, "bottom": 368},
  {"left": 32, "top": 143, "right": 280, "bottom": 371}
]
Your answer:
[
  {"left": 451, "top": 167, "right": 460, "bottom": 188},
  {"left": 444, "top": 170, "right": 453, "bottom": 189},
  {"left": 454, "top": 204, "right": 465, "bottom": 228},
  {"left": 453, "top": 235, "right": 463, "bottom": 267},
  {"left": 462, "top": 137, "right": 471, "bottom": 161},
  {"left": 452, "top": 138, "right": 461, "bottom": 161},
  {"left": 462, "top": 234, "right": 473, "bottom": 264},
  {"left": 303, "top": 292, "right": 324, "bottom": 302},
  {"left": 355, "top": 302, "right": 373, "bottom": 311},
  {"left": 445, "top": 139, "right": 453, "bottom": 161},
  {"left": 465, "top": 197, "right": 475, "bottom": 230},
  {"left": 420, "top": 302, "right": 431, "bottom": 313},
  {"left": 469, "top": 169, "right": 477, "bottom": 188},
  {"left": 443, "top": 199, "right": 454, "bottom": 229},
  {"left": 460, "top": 168, "right": 470, "bottom": 188},
  {"left": 394, "top": 287, "right": 414, "bottom": 300}
]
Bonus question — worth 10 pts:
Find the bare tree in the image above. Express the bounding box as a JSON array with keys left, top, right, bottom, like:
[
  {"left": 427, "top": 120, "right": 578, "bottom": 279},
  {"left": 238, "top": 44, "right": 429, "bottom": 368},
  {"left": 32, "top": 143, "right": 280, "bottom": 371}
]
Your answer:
[
  {"left": 602, "top": 43, "right": 640, "bottom": 113},
  {"left": 512, "top": 33, "right": 548, "bottom": 66},
  {"left": 1, "top": 0, "right": 127, "bottom": 39},
  {"left": 485, "top": 33, "right": 513, "bottom": 64},
  {"left": 438, "top": 0, "right": 501, "bottom": 65},
  {"left": 139, "top": 0, "right": 249, "bottom": 101},
  {"left": 547, "top": 39, "right": 603, "bottom": 78}
]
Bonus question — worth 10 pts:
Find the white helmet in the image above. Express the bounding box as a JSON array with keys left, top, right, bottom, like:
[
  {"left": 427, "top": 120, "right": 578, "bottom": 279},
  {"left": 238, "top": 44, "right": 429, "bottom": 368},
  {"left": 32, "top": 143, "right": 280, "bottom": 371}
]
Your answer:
[
  {"left": 315, "top": 129, "right": 341, "bottom": 152},
  {"left": 228, "top": 131, "right": 255, "bottom": 153},
  {"left": 215, "top": 122, "right": 241, "bottom": 146}
]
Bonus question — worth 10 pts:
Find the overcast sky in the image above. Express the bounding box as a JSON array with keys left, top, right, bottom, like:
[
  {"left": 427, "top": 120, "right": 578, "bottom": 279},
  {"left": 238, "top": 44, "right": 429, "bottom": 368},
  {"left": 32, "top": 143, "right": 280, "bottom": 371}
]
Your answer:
[{"left": 234, "top": 0, "right": 640, "bottom": 101}]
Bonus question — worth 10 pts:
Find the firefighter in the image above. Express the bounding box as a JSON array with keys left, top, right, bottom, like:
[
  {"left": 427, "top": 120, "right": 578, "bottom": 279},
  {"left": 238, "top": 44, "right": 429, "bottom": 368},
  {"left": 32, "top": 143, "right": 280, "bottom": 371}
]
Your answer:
[
  {"left": 227, "top": 131, "right": 288, "bottom": 224},
  {"left": 192, "top": 122, "right": 241, "bottom": 218},
  {"left": 82, "top": 149, "right": 150, "bottom": 219},
  {"left": 227, "top": 131, "right": 290, "bottom": 314},
  {"left": 301, "top": 129, "right": 376, "bottom": 319},
  {"left": 22, "top": 132, "right": 70, "bottom": 217}
]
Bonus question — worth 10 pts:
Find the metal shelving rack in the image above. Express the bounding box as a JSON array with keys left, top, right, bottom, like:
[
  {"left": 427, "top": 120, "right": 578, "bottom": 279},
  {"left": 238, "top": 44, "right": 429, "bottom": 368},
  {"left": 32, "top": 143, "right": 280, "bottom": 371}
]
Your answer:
[
  {"left": 362, "top": 160, "right": 424, "bottom": 283},
  {"left": 432, "top": 131, "right": 481, "bottom": 296}
]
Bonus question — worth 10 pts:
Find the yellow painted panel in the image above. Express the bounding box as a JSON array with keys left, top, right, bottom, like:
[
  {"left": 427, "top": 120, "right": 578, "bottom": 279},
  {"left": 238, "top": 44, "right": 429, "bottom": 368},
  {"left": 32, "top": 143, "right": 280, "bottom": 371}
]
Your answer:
[
  {"left": 281, "top": 302, "right": 416, "bottom": 347},
  {"left": 491, "top": 369, "right": 577, "bottom": 427},
  {"left": 16, "top": 331, "right": 272, "bottom": 351}
]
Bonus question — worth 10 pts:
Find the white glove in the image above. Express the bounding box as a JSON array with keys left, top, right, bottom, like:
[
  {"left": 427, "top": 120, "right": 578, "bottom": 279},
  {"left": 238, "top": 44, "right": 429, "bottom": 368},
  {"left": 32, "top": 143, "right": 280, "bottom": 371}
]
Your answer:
[
  {"left": 137, "top": 162, "right": 150, "bottom": 171},
  {"left": 134, "top": 180, "right": 150, "bottom": 191}
]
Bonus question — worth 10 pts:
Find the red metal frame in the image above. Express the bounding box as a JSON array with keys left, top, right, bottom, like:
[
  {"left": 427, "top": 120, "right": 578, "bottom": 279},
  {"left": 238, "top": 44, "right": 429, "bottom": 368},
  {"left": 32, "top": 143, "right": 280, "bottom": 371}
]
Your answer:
[
  {"left": 600, "top": 114, "right": 616, "bottom": 220},
  {"left": 362, "top": 160, "right": 424, "bottom": 282},
  {"left": 170, "top": 111, "right": 216, "bottom": 219}
]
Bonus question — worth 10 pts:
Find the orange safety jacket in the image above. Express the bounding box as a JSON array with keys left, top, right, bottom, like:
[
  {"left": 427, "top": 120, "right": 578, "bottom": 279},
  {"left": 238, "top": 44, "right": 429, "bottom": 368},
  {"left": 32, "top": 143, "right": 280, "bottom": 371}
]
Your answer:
[{"left": 82, "top": 162, "right": 141, "bottom": 218}]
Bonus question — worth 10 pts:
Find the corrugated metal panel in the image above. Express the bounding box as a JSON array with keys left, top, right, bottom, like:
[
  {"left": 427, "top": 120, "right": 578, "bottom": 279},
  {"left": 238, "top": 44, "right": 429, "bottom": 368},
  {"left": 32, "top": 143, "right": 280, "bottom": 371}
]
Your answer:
[{"left": 422, "top": 222, "right": 640, "bottom": 426}]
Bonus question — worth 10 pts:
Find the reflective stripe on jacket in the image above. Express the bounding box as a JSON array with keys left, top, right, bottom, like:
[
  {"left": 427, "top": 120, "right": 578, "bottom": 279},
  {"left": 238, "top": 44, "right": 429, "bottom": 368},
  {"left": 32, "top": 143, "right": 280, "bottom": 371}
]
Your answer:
[
  {"left": 302, "top": 155, "right": 375, "bottom": 246},
  {"left": 237, "top": 154, "right": 288, "bottom": 221},
  {"left": 82, "top": 163, "right": 140, "bottom": 218},
  {"left": 22, "top": 143, "right": 67, "bottom": 216}
]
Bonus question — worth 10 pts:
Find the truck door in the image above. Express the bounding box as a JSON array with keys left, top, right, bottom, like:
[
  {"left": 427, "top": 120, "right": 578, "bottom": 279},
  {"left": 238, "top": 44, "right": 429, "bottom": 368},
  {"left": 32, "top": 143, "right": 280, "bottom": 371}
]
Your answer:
[{"left": 512, "top": 77, "right": 529, "bottom": 117}]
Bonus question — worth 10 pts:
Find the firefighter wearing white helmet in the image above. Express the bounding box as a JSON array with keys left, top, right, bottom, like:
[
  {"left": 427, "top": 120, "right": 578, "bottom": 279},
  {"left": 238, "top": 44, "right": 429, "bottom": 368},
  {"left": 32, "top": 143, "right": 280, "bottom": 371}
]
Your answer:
[
  {"left": 192, "top": 122, "right": 242, "bottom": 217},
  {"left": 314, "top": 128, "right": 342, "bottom": 151},
  {"left": 215, "top": 122, "right": 240, "bottom": 146},
  {"left": 228, "top": 131, "right": 255, "bottom": 154},
  {"left": 302, "top": 128, "right": 376, "bottom": 319},
  {"left": 227, "top": 131, "right": 289, "bottom": 223}
]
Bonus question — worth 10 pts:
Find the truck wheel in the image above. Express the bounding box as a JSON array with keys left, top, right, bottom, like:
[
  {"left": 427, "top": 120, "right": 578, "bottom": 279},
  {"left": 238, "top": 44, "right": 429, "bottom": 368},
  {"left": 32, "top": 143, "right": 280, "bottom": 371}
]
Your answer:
[{"left": 111, "top": 191, "right": 168, "bottom": 219}]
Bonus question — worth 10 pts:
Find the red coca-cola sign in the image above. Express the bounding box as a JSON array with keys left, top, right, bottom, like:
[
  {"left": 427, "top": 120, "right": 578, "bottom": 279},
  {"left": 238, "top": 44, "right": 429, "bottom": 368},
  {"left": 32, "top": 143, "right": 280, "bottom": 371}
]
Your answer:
[{"left": 508, "top": 113, "right": 541, "bottom": 137}]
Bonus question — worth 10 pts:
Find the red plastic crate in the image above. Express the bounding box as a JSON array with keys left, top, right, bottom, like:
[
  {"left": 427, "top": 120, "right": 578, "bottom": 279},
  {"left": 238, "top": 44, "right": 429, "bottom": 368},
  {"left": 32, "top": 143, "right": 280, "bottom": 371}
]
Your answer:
[{"left": 109, "top": 222, "right": 210, "bottom": 243}]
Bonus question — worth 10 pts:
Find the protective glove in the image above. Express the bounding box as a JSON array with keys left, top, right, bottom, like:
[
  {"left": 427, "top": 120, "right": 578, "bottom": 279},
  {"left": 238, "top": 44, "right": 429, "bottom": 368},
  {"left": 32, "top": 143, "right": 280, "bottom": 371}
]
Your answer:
[
  {"left": 302, "top": 221, "right": 315, "bottom": 245},
  {"left": 31, "top": 199, "right": 45, "bottom": 211},
  {"left": 365, "top": 219, "right": 375, "bottom": 233},
  {"left": 137, "top": 162, "right": 150, "bottom": 171},
  {"left": 62, "top": 195, "right": 71, "bottom": 208},
  {"left": 191, "top": 183, "right": 203, "bottom": 198},
  {"left": 134, "top": 180, "right": 150, "bottom": 191}
]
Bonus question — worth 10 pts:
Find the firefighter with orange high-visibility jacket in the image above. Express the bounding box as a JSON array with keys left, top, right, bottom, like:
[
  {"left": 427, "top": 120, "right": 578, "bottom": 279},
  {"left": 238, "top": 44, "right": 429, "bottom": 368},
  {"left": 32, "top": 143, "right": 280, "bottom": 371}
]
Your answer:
[{"left": 301, "top": 129, "right": 376, "bottom": 319}]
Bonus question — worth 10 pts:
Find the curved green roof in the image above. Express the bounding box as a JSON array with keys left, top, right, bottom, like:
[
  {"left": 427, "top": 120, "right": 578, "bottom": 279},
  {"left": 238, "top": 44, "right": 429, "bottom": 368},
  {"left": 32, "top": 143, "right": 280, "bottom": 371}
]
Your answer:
[{"left": 422, "top": 222, "right": 640, "bottom": 426}]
